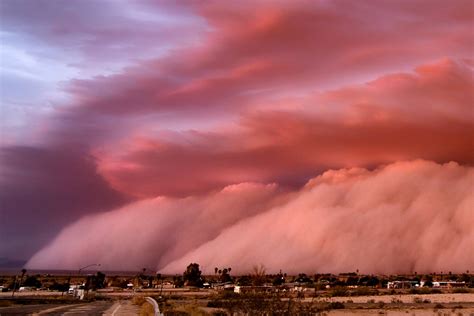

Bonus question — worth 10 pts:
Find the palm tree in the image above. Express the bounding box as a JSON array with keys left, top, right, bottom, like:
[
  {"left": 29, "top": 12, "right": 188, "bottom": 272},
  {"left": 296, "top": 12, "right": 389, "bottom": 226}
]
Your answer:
[
  {"left": 20, "top": 269, "right": 27, "bottom": 286},
  {"left": 252, "top": 264, "right": 266, "bottom": 286},
  {"left": 11, "top": 268, "right": 27, "bottom": 298}
]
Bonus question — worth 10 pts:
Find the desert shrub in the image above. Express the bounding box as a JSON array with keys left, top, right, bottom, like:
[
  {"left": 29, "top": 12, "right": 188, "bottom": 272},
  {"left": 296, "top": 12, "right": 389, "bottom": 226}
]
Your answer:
[
  {"left": 207, "top": 300, "right": 223, "bottom": 308},
  {"left": 352, "top": 287, "right": 378, "bottom": 296},
  {"left": 434, "top": 303, "right": 445, "bottom": 309},
  {"left": 139, "top": 302, "right": 155, "bottom": 316},
  {"left": 330, "top": 286, "right": 348, "bottom": 297},
  {"left": 314, "top": 283, "right": 327, "bottom": 291},
  {"left": 182, "top": 306, "right": 209, "bottom": 316},
  {"left": 409, "top": 288, "right": 418, "bottom": 294},
  {"left": 412, "top": 297, "right": 423, "bottom": 303},
  {"left": 452, "top": 287, "right": 469, "bottom": 293},
  {"left": 410, "top": 287, "right": 438, "bottom": 294},
  {"left": 327, "top": 302, "right": 345, "bottom": 309},
  {"left": 23, "top": 275, "right": 42, "bottom": 288},
  {"left": 163, "top": 312, "right": 188, "bottom": 316},
  {"left": 420, "top": 287, "right": 434, "bottom": 294},
  {"left": 219, "top": 291, "right": 239, "bottom": 299},
  {"left": 132, "top": 296, "right": 146, "bottom": 306},
  {"left": 48, "top": 282, "right": 69, "bottom": 292},
  {"left": 0, "top": 300, "right": 13, "bottom": 307},
  {"left": 207, "top": 292, "right": 316, "bottom": 314}
]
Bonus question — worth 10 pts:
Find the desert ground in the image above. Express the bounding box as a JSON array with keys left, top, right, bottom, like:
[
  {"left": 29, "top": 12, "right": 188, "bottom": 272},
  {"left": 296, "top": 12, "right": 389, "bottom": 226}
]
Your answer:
[{"left": 1, "top": 271, "right": 473, "bottom": 315}]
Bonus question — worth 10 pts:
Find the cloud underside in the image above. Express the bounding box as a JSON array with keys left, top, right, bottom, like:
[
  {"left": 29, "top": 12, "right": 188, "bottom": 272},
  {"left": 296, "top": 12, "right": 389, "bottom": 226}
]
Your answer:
[
  {"left": 27, "top": 160, "right": 474, "bottom": 274},
  {"left": 96, "top": 58, "right": 473, "bottom": 197}
]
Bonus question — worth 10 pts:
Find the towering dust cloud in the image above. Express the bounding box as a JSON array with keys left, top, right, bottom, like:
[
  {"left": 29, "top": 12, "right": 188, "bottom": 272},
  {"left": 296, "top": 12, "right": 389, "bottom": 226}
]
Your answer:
[{"left": 27, "top": 160, "right": 473, "bottom": 274}]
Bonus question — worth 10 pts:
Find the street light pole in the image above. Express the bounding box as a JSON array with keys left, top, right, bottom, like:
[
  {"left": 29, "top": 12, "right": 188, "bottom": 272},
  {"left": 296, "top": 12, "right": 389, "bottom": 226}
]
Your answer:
[
  {"left": 77, "top": 263, "right": 100, "bottom": 299},
  {"left": 78, "top": 263, "right": 101, "bottom": 275}
]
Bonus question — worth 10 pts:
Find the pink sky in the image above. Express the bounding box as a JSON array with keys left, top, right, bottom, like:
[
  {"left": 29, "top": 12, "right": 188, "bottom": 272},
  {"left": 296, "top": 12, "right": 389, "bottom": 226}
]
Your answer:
[{"left": 0, "top": 0, "right": 472, "bottom": 272}]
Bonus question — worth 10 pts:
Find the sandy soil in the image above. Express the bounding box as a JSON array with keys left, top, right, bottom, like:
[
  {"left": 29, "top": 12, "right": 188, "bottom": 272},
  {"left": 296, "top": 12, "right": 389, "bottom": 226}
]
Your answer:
[
  {"left": 311, "top": 293, "right": 474, "bottom": 304},
  {"left": 327, "top": 308, "right": 474, "bottom": 315}
]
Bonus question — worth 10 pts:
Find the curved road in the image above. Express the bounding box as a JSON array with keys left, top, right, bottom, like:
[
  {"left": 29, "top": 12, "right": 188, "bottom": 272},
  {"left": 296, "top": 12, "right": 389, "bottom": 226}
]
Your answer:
[{"left": 0, "top": 300, "right": 118, "bottom": 315}]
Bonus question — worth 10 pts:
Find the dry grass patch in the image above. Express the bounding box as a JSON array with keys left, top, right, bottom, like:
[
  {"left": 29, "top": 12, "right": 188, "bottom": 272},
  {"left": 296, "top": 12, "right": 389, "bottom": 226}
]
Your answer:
[{"left": 140, "top": 302, "right": 155, "bottom": 316}]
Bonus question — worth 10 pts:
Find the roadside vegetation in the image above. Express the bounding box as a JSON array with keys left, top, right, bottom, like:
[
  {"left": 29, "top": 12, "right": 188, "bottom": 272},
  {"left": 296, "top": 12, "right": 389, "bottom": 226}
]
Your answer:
[{"left": 1, "top": 264, "right": 473, "bottom": 315}]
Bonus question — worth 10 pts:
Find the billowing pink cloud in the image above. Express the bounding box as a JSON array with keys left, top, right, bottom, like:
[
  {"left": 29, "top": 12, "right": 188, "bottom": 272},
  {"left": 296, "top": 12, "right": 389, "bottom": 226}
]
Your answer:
[
  {"left": 26, "top": 183, "right": 282, "bottom": 270},
  {"left": 161, "top": 160, "right": 473, "bottom": 275},
  {"left": 27, "top": 160, "right": 474, "bottom": 274},
  {"left": 53, "top": 0, "right": 472, "bottom": 119},
  {"left": 1, "top": 0, "right": 472, "bottom": 270},
  {"left": 95, "top": 59, "right": 473, "bottom": 197}
]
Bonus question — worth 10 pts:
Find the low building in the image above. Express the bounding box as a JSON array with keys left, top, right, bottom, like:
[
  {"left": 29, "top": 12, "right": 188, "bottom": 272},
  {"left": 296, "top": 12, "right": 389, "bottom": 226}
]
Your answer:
[
  {"left": 432, "top": 281, "right": 466, "bottom": 288},
  {"left": 387, "top": 281, "right": 418, "bottom": 289},
  {"left": 234, "top": 285, "right": 274, "bottom": 294}
]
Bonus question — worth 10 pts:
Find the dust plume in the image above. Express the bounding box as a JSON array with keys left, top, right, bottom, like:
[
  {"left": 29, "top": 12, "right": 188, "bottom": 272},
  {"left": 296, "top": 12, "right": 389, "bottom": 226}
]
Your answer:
[{"left": 27, "top": 160, "right": 473, "bottom": 274}]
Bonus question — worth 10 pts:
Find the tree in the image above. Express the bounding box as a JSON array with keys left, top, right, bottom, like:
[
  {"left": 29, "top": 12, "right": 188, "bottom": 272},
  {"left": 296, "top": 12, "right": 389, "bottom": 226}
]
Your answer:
[
  {"left": 23, "top": 275, "right": 42, "bottom": 288},
  {"left": 49, "top": 282, "right": 69, "bottom": 292},
  {"left": 366, "top": 276, "right": 380, "bottom": 287},
  {"left": 219, "top": 268, "right": 232, "bottom": 283},
  {"left": 85, "top": 271, "right": 106, "bottom": 290},
  {"left": 156, "top": 273, "right": 162, "bottom": 288},
  {"left": 346, "top": 276, "right": 358, "bottom": 286},
  {"left": 294, "top": 273, "right": 312, "bottom": 284},
  {"left": 20, "top": 269, "right": 27, "bottom": 285},
  {"left": 173, "top": 275, "right": 184, "bottom": 288},
  {"left": 237, "top": 275, "right": 252, "bottom": 286},
  {"left": 252, "top": 264, "right": 266, "bottom": 286},
  {"left": 422, "top": 275, "right": 433, "bottom": 287},
  {"left": 273, "top": 271, "right": 285, "bottom": 286},
  {"left": 95, "top": 272, "right": 106, "bottom": 289},
  {"left": 183, "top": 263, "right": 203, "bottom": 287}
]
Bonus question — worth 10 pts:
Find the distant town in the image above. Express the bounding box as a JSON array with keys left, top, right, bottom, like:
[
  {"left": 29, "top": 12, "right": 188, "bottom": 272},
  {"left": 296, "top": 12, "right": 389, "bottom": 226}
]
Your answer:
[{"left": 1, "top": 263, "right": 473, "bottom": 315}]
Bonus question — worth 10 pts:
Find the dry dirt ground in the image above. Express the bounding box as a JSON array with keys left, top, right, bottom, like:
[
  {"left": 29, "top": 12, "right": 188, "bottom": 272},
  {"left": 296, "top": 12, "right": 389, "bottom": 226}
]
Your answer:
[{"left": 1, "top": 291, "right": 473, "bottom": 315}]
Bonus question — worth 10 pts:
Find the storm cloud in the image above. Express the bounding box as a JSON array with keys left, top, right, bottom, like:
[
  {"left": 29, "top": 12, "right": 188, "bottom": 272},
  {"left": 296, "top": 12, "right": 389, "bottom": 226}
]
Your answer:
[
  {"left": 27, "top": 161, "right": 473, "bottom": 274},
  {"left": 1, "top": 0, "right": 472, "bottom": 270}
]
